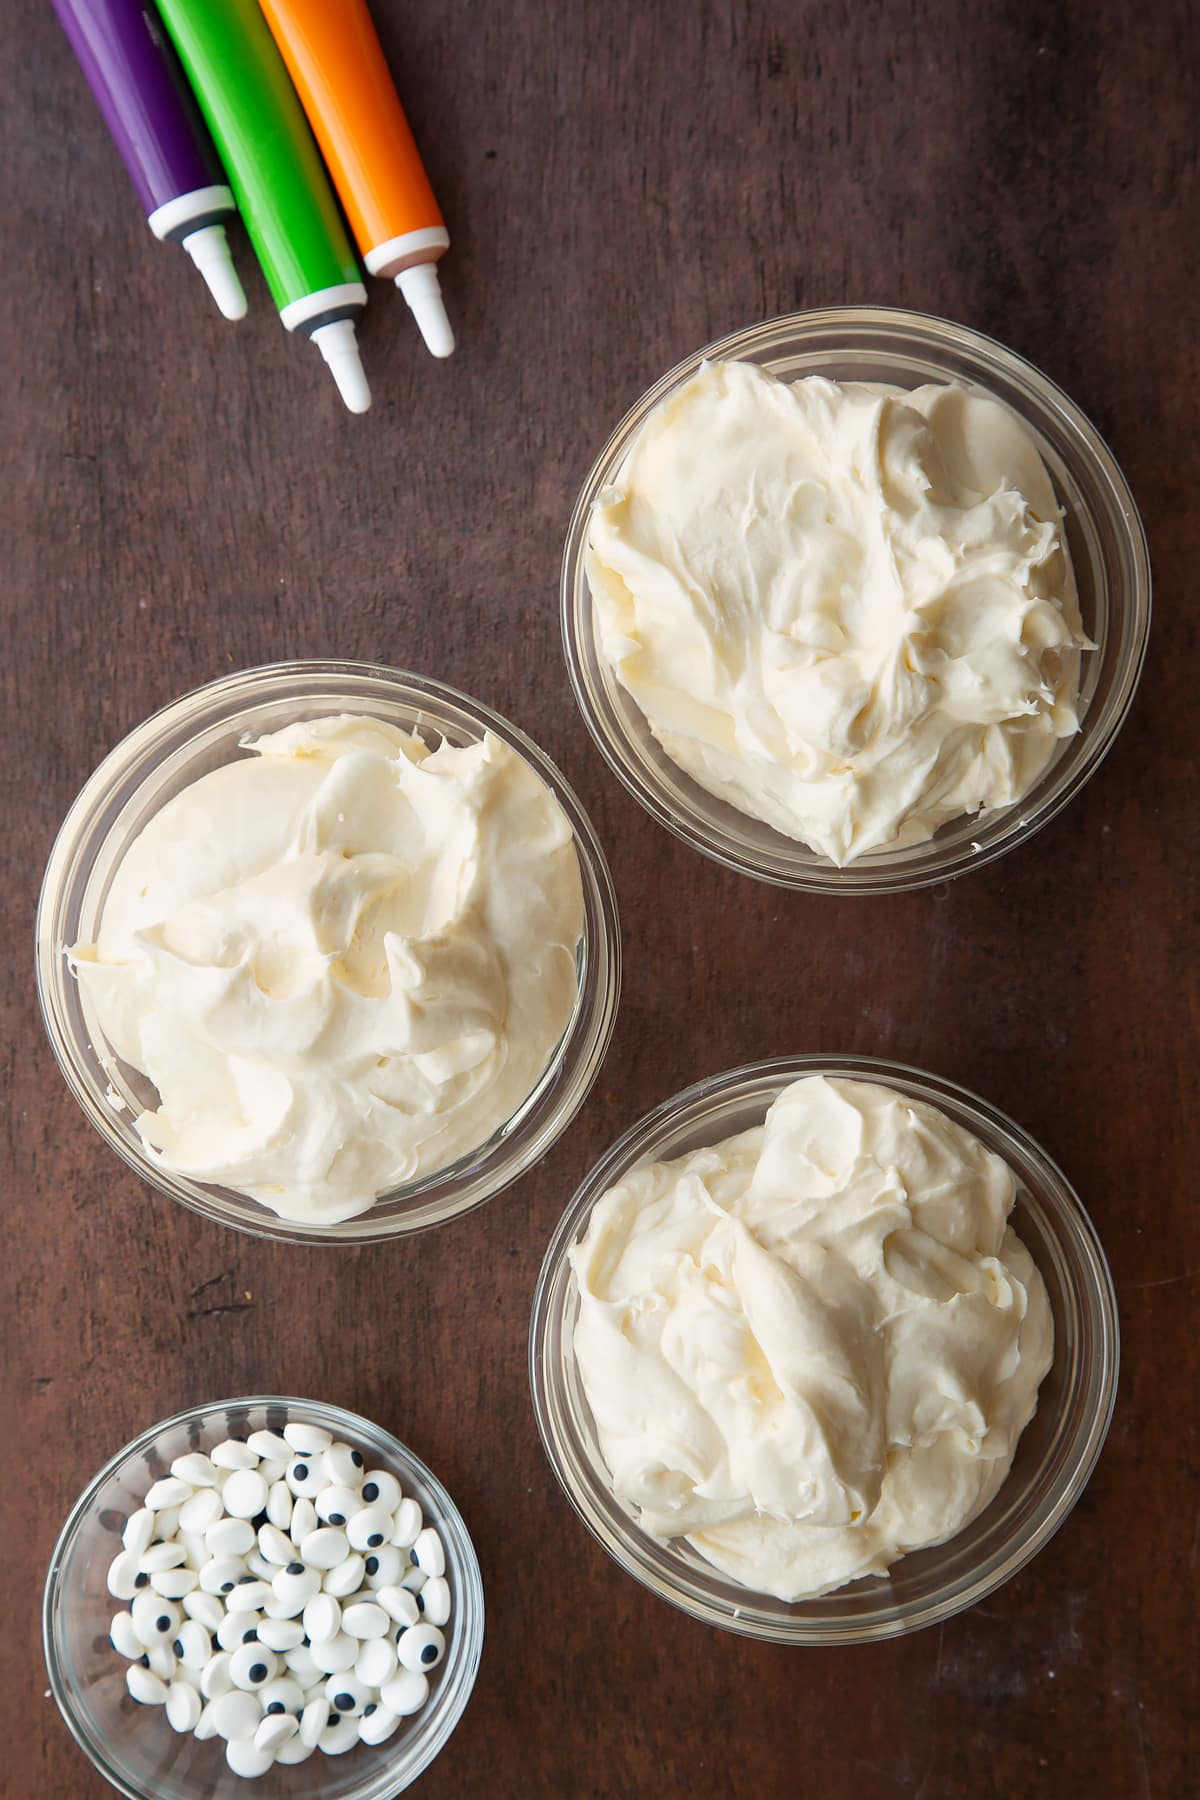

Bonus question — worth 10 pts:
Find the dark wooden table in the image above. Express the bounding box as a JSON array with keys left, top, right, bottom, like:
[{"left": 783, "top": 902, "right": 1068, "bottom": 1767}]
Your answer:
[{"left": 3, "top": 1, "right": 1196, "bottom": 1794}]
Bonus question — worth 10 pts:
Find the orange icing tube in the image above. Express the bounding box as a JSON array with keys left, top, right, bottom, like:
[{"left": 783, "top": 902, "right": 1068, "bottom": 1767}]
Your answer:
[{"left": 258, "top": 0, "right": 454, "bottom": 358}]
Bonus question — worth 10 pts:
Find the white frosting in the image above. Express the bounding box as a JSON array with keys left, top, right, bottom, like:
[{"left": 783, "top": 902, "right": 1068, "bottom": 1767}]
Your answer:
[
  {"left": 570, "top": 1075, "right": 1052, "bottom": 1601},
  {"left": 586, "top": 362, "right": 1090, "bottom": 864},
  {"left": 71, "top": 716, "right": 584, "bottom": 1223}
]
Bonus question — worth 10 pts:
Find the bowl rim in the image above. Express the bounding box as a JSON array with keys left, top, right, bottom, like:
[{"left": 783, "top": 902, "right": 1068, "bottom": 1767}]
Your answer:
[
  {"left": 529, "top": 1052, "right": 1120, "bottom": 1643},
  {"left": 561, "top": 304, "right": 1152, "bottom": 892},
  {"left": 42, "top": 1394, "right": 485, "bottom": 1799},
  {"left": 35, "top": 658, "right": 622, "bottom": 1245}
]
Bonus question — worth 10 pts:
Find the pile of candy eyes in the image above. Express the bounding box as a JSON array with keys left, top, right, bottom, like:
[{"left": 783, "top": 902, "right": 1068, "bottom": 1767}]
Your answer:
[{"left": 105, "top": 1423, "right": 451, "bottom": 1778}]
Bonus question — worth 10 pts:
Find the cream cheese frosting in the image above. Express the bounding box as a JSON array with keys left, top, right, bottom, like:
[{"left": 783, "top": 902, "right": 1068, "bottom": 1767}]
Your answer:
[
  {"left": 71, "top": 716, "right": 584, "bottom": 1223},
  {"left": 569, "top": 1075, "right": 1053, "bottom": 1601},
  {"left": 586, "top": 361, "right": 1090, "bottom": 864}
]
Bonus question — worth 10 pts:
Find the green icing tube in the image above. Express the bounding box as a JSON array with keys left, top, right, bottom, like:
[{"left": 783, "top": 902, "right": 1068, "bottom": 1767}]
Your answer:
[{"left": 154, "top": 0, "right": 370, "bottom": 411}]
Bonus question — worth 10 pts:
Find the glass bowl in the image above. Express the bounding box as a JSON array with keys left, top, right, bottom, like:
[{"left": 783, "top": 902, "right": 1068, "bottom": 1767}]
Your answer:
[
  {"left": 36, "top": 661, "right": 621, "bottom": 1244},
  {"left": 43, "top": 1396, "right": 484, "bottom": 1798},
  {"left": 530, "top": 1055, "right": 1118, "bottom": 1643},
  {"left": 562, "top": 307, "right": 1151, "bottom": 892}
]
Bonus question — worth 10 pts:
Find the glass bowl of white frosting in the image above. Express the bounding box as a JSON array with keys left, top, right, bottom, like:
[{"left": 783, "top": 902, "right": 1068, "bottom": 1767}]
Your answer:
[
  {"left": 37, "top": 662, "right": 620, "bottom": 1242},
  {"left": 562, "top": 308, "right": 1150, "bottom": 890},
  {"left": 530, "top": 1056, "right": 1118, "bottom": 1643},
  {"left": 43, "top": 1395, "right": 483, "bottom": 1797}
]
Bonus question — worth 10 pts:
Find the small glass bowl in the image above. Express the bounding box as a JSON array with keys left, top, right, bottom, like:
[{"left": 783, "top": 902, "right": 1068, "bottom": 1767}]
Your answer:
[
  {"left": 43, "top": 1396, "right": 484, "bottom": 1799},
  {"left": 530, "top": 1055, "right": 1118, "bottom": 1643},
  {"left": 562, "top": 307, "right": 1151, "bottom": 891},
  {"left": 36, "top": 661, "right": 621, "bottom": 1244}
]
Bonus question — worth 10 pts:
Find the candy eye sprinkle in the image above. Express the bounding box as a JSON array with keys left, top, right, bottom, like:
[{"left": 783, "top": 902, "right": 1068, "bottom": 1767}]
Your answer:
[{"left": 98, "top": 1432, "right": 456, "bottom": 1763}]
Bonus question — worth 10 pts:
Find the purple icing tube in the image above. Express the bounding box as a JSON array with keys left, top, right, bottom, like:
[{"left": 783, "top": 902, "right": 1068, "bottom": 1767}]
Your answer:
[{"left": 52, "top": 0, "right": 246, "bottom": 318}]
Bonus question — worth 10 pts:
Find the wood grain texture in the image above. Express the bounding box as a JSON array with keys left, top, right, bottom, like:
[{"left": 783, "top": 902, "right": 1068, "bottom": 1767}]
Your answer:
[{"left": 2, "top": 0, "right": 1197, "bottom": 1794}]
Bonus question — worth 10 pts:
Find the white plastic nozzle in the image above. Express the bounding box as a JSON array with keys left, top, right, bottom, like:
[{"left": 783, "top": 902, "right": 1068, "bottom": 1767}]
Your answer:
[
  {"left": 182, "top": 223, "right": 247, "bottom": 321},
  {"left": 396, "top": 262, "right": 454, "bottom": 358},
  {"left": 311, "top": 319, "right": 371, "bottom": 414}
]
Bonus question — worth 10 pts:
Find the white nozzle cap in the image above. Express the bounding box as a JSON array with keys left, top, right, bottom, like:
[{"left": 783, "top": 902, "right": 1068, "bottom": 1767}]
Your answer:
[
  {"left": 311, "top": 319, "right": 371, "bottom": 414},
  {"left": 396, "top": 262, "right": 454, "bottom": 358},
  {"left": 182, "top": 223, "right": 247, "bottom": 321}
]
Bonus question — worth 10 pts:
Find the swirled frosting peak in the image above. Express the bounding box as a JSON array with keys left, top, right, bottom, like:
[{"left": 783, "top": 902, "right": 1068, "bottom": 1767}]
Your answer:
[
  {"left": 71, "top": 715, "right": 584, "bottom": 1222},
  {"left": 570, "top": 1075, "right": 1053, "bottom": 1600},
  {"left": 586, "top": 361, "right": 1090, "bottom": 863}
]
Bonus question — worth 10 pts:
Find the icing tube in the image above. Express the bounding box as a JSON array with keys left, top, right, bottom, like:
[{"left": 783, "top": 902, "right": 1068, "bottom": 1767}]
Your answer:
[
  {"left": 154, "top": 0, "right": 371, "bottom": 411},
  {"left": 52, "top": 0, "right": 245, "bottom": 319},
  {"left": 259, "top": 0, "right": 454, "bottom": 359}
]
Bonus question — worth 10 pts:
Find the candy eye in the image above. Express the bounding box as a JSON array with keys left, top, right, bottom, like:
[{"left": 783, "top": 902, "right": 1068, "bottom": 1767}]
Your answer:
[
  {"left": 106, "top": 1434, "right": 444, "bottom": 1750},
  {"left": 347, "top": 1505, "right": 394, "bottom": 1553},
  {"left": 323, "top": 1671, "right": 370, "bottom": 1718},
  {"left": 272, "top": 1558, "right": 323, "bottom": 1616},
  {"left": 390, "top": 1499, "right": 422, "bottom": 1548},
  {"left": 205, "top": 1515, "right": 256, "bottom": 1559},
  {"left": 342, "top": 1601, "right": 388, "bottom": 1641},
  {"left": 321, "top": 1552, "right": 366, "bottom": 1601},
  {"left": 105, "top": 1548, "right": 146, "bottom": 1601},
  {"left": 218, "top": 1601, "right": 262, "bottom": 1651},
  {"left": 396, "top": 1623, "right": 445, "bottom": 1673},
  {"left": 174, "top": 1619, "right": 215, "bottom": 1670},
  {"left": 246, "top": 1430, "right": 290, "bottom": 1463},
  {"left": 301, "top": 1526, "right": 350, "bottom": 1572},
  {"left": 131, "top": 1591, "right": 183, "bottom": 1649},
  {"left": 221, "top": 1469, "right": 268, "bottom": 1520},
  {"left": 361, "top": 1471, "right": 402, "bottom": 1512},
  {"left": 125, "top": 1664, "right": 168, "bottom": 1707},
  {"left": 316, "top": 1482, "right": 362, "bottom": 1529},
  {"left": 412, "top": 1527, "right": 445, "bottom": 1577},
  {"left": 285, "top": 1453, "right": 329, "bottom": 1499},
  {"left": 228, "top": 1641, "right": 279, "bottom": 1691},
  {"left": 377, "top": 1583, "right": 420, "bottom": 1631},
  {"left": 302, "top": 1592, "right": 341, "bottom": 1645},
  {"left": 363, "top": 1546, "right": 403, "bottom": 1594},
  {"left": 419, "top": 1576, "right": 451, "bottom": 1627},
  {"left": 265, "top": 1479, "right": 293, "bottom": 1532},
  {"left": 256, "top": 1523, "right": 293, "bottom": 1567},
  {"left": 282, "top": 1423, "right": 333, "bottom": 1457},
  {"left": 106, "top": 1614, "right": 143, "bottom": 1660},
  {"left": 320, "top": 1442, "right": 360, "bottom": 1486},
  {"left": 260, "top": 1674, "right": 308, "bottom": 1723},
  {"left": 210, "top": 1438, "right": 258, "bottom": 1473}
]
